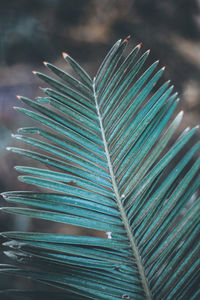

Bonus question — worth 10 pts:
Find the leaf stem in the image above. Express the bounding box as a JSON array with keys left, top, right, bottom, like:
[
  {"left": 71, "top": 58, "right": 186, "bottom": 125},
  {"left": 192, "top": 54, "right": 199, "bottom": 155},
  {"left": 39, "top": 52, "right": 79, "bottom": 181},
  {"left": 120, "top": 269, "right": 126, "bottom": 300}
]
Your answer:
[{"left": 93, "top": 80, "right": 152, "bottom": 300}]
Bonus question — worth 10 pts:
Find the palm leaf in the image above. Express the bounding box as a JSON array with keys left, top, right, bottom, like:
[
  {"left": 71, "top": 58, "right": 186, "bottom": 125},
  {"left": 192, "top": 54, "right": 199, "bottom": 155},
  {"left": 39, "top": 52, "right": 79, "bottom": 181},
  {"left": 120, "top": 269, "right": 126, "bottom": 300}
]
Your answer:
[{"left": 0, "top": 36, "right": 199, "bottom": 299}]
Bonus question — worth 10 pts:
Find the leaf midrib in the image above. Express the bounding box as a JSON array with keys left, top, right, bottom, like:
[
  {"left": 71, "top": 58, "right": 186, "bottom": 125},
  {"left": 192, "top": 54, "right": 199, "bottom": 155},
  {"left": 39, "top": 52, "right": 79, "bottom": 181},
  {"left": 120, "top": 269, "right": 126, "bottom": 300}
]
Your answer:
[{"left": 93, "top": 79, "right": 152, "bottom": 300}]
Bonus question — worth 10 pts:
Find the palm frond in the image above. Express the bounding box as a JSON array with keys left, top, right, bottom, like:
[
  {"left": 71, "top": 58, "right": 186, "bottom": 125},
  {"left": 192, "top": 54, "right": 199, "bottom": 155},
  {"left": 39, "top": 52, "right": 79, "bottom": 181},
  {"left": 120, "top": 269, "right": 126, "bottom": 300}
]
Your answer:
[{"left": 0, "top": 36, "right": 199, "bottom": 299}]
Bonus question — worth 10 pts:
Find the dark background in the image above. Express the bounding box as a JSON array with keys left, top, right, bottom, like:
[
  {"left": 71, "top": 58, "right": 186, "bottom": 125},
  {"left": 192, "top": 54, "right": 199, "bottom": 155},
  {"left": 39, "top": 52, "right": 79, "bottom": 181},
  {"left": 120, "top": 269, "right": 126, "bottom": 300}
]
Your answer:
[{"left": 0, "top": 0, "right": 200, "bottom": 291}]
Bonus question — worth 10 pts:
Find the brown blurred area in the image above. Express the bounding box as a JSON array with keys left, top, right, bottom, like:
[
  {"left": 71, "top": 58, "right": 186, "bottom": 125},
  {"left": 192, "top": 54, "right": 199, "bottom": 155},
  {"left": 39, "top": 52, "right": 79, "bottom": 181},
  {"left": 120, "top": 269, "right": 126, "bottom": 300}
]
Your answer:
[{"left": 0, "top": 0, "right": 200, "bottom": 291}]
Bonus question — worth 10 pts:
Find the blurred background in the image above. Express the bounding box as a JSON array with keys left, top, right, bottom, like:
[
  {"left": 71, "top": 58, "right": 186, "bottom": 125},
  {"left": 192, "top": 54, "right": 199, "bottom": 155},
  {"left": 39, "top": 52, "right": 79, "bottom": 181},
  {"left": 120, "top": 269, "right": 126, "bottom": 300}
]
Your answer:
[{"left": 0, "top": 0, "right": 200, "bottom": 291}]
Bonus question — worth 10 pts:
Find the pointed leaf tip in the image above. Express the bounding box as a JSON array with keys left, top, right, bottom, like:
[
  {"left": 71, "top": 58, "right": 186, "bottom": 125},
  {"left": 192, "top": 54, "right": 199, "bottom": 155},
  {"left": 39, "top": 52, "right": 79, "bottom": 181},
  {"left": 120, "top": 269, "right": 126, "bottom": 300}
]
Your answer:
[
  {"left": 125, "top": 35, "right": 131, "bottom": 43},
  {"left": 3, "top": 251, "right": 15, "bottom": 259},
  {"left": 16, "top": 95, "right": 21, "bottom": 100},
  {"left": 138, "top": 42, "right": 142, "bottom": 48},
  {"left": 39, "top": 87, "right": 47, "bottom": 92},
  {"left": 32, "top": 70, "right": 37, "bottom": 75},
  {"left": 62, "top": 52, "right": 68, "bottom": 59},
  {"left": 43, "top": 61, "right": 48, "bottom": 66},
  {"left": 12, "top": 134, "right": 21, "bottom": 140},
  {"left": 14, "top": 165, "right": 19, "bottom": 169},
  {"left": 178, "top": 110, "right": 184, "bottom": 119}
]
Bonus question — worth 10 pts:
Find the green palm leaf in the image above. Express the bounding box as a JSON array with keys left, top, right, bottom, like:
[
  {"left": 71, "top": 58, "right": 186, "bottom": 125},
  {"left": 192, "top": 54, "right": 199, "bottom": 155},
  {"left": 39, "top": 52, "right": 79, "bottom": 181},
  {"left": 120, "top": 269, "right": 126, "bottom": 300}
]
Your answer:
[{"left": 0, "top": 36, "right": 199, "bottom": 299}]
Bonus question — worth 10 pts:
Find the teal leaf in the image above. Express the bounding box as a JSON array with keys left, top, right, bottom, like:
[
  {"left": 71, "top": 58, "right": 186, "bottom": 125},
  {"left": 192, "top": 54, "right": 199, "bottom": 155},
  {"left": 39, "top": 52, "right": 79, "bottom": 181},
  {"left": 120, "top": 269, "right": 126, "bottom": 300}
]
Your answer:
[{"left": 1, "top": 36, "right": 199, "bottom": 300}]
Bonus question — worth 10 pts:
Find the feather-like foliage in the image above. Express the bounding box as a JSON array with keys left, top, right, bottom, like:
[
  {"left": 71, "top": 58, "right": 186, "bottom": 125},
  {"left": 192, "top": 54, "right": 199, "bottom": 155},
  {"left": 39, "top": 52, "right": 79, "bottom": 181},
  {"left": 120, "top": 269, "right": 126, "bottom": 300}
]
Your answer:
[{"left": 0, "top": 37, "right": 199, "bottom": 299}]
